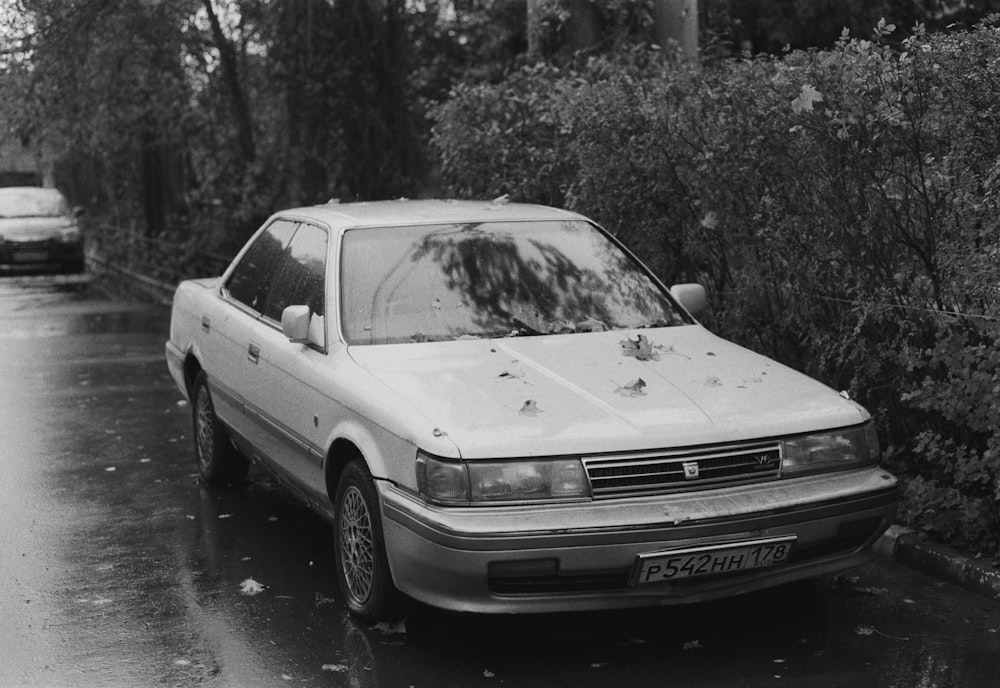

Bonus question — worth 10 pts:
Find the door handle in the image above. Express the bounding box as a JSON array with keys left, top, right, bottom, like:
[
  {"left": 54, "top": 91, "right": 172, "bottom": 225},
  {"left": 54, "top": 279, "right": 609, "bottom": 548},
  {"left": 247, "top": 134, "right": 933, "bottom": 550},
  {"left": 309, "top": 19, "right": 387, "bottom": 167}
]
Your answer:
[
  {"left": 247, "top": 341, "right": 260, "bottom": 364},
  {"left": 201, "top": 315, "right": 211, "bottom": 333}
]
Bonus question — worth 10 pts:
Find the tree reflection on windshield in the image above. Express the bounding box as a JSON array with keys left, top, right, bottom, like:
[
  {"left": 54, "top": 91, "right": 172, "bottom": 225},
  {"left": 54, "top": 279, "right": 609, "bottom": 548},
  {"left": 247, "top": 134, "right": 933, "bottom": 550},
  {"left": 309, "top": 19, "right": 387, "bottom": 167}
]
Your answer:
[{"left": 341, "top": 220, "right": 686, "bottom": 345}]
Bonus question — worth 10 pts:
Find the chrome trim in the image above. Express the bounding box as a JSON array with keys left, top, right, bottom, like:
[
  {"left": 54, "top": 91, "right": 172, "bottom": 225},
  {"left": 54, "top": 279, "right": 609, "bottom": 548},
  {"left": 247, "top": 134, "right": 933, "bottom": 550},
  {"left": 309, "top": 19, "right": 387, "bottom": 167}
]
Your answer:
[{"left": 584, "top": 440, "right": 782, "bottom": 497}]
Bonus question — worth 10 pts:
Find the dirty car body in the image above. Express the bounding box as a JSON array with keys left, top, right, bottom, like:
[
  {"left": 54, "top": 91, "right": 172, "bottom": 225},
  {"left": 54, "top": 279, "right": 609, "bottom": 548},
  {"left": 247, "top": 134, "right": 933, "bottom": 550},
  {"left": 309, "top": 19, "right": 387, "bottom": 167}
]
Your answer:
[
  {"left": 0, "top": 187, "right": 85, "bottom": 274},
  {"left": 165, "top": 200, "right": 899, "bottom": 620}
]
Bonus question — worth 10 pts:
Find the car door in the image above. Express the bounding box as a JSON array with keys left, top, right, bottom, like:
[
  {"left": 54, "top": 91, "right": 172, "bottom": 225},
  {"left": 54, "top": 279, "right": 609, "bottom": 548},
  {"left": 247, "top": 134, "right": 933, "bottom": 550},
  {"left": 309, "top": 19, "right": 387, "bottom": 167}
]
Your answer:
[
  {"left": 243, "top": 221, "right": 332, "bottom": 499},
  {"left": 209, "top": 218, "right": 298, "bottom": 447}
]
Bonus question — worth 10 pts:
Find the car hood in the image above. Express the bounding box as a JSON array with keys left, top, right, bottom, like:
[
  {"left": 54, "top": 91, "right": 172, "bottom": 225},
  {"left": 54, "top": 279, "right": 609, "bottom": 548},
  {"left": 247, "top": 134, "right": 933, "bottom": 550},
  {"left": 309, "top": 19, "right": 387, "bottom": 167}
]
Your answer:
[
  {"left": 0, "top": 216, "right": 76, "bottom": 241},
  {"left": 347, "top": 326, "right": 868, "bottom": 459}
]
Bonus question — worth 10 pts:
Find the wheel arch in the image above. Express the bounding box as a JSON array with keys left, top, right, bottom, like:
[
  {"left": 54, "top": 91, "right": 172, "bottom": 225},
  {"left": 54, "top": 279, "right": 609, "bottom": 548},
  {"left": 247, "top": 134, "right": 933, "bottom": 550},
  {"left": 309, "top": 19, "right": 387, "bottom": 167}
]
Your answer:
[
  {"left": 182, "top": 351, "right": 204, "bottom": 398},
  {"left": 325, "top": 438, "right": 364, "bottom": 503}
]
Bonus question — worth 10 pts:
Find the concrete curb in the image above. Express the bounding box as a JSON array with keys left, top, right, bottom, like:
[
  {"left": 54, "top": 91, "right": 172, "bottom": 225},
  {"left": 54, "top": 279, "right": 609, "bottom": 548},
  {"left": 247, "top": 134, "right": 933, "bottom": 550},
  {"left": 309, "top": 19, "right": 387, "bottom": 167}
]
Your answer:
[{"left": 875, "top": 525, "right": 1000, "bottom": 601}]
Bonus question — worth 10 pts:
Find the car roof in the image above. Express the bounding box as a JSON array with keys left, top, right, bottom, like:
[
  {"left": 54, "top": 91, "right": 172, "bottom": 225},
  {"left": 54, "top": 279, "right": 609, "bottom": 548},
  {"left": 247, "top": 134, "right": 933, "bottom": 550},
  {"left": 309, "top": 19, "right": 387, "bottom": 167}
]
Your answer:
[{"left": 274, "top": 199, "right": 586, "bottom": 231}]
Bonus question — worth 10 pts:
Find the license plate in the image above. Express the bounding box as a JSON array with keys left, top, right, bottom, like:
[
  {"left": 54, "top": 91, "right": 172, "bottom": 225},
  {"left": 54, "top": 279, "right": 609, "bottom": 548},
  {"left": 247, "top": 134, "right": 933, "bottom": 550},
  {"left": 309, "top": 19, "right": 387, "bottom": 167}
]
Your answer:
[
  {"left": 630, "top": 536, "right": 796, "bottom": 586},
  {"left": 13, "top": 251, "right": 50, "bottom": 263}
]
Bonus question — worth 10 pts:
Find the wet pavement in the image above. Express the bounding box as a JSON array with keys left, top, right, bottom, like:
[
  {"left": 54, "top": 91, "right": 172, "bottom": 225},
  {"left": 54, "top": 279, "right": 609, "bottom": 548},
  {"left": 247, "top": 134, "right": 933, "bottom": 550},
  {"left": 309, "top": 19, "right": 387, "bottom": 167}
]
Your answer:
[{"left": 1, "top": 276, "right": 998, "bottom": 688}]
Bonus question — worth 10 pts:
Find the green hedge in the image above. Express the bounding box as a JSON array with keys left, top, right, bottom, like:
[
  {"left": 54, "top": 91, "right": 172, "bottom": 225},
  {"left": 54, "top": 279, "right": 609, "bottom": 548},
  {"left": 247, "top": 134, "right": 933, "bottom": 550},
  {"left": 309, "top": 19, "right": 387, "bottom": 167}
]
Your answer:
[{"left": 430, "top": 22, "right": 1000, "bottom": 556}]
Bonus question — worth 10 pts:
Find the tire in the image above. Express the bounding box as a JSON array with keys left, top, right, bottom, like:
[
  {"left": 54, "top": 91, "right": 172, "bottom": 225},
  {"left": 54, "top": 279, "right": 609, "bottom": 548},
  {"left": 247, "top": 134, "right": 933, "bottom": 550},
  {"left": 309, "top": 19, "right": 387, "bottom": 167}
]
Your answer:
[
  {"left": 192, "top": 370, "right": 249, "bottom": 485},
  {"left": 334, "top": 459, "right": 404, "bottom": 621}
]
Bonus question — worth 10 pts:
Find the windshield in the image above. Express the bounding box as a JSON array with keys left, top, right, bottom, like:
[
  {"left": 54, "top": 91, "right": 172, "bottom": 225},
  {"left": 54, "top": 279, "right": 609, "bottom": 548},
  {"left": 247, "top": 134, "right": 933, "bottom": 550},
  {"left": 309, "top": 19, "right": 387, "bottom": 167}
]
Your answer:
[
  {"left": 0, "top": 188, "right": 71, "bottom": 218},
  {"left": 341, "top": 220, "right": 688, "bottom": 345}
]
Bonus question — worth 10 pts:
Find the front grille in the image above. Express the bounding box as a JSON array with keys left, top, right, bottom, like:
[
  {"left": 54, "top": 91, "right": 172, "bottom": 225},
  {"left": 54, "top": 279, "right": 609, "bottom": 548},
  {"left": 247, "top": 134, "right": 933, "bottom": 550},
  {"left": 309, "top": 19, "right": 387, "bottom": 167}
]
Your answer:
[
  {"left": 11, "top": 239, "right": 53, "bottom": 251},
  {"left": 584, "top": 441, "right": 781, "bottom": 497}
]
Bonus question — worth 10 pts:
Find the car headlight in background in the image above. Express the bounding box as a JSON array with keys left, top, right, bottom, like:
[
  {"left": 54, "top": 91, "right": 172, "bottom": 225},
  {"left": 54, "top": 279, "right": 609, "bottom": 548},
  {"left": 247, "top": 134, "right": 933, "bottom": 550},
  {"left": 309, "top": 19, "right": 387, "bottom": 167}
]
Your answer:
[
  {"left": 59, "top": 225, "right": 81, "bottom": 243},
  {"left": 781, "top": 422, "right": 880, "bottom": 476},
  {"left": 416, "top": 451, "right": 591, "bottom": 504}
]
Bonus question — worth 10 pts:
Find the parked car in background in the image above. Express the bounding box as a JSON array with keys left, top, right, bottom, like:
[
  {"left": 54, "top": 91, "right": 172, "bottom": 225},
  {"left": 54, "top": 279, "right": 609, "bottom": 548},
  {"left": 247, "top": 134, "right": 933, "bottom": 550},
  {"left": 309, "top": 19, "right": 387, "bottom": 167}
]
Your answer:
[
  {"left": 165, "top": 199, "right": 899, "bottom": 621},
  {"left": 0, "top": 186, "right": 85, "bottom": 274}
]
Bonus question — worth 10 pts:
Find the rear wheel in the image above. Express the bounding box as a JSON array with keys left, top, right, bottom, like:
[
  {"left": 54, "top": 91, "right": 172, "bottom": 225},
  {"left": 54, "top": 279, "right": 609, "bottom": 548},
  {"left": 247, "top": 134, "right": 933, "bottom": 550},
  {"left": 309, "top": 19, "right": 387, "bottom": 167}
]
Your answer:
[
  {"left": 334, "top": 459, "right": 404, "bottom": 621},
  {"left": 192, "top": 371, "right": 249, "bottom": 485}
]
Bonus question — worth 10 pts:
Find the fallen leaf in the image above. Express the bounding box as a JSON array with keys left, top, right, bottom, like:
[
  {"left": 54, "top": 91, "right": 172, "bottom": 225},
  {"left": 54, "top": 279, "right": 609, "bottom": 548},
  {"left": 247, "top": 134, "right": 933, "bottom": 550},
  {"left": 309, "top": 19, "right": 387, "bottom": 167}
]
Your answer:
[
  {"left": 239, "top": 578, "right": 265, "bottom": 596},
  {"left": 374, "top": 620, "right": 407, "bottom": 635},
  {"left": 322, "top": 664, "right": 348, "bottom": 673},
  {"left": 855, "top": 626, "right": 875, "bottom": 636},
  {"left": 519, "top": 400, "right": 542, "bottom": 417},
  {"left": 498, "top": 361, "right": 526, "bottom": 379},
  {"left": 704, "top": 376, "right": 722, "bottom": 387},
  {"left": 615, "top": 378, "right": 647, "bottom": 397},
  {"left": 683, "top": 640, "right": 703, "bottom": 650},
  {"left": 620, "top": 334, "right": 658, "bottom": 361},
  {"left": 483, "top": 669, "right": 495, "bottom": 678}
]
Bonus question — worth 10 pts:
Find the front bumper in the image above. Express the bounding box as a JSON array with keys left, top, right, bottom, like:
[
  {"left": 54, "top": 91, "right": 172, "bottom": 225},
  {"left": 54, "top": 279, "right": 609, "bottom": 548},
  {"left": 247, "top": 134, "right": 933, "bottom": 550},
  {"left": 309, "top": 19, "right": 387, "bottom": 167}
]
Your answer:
[
  {"left": 0, "top": 238, "right": 85, "bottom": 274},
  {"left": 165, "top": 340, "right": 188, "bottom": 400},
  {"left": 379, "top": 467, "right": 899, "bottom": 613}
]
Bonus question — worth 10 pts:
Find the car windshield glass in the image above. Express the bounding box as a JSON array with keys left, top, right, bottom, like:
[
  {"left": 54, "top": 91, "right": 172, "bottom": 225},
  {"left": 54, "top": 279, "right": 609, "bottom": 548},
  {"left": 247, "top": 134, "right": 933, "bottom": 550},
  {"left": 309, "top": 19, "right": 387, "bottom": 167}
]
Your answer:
[
  {"left": 341, "top": 220, "right": 688, "bottom": 345},
  {"left": 0, "top": 189, "right": 70, "bottom": 218}
]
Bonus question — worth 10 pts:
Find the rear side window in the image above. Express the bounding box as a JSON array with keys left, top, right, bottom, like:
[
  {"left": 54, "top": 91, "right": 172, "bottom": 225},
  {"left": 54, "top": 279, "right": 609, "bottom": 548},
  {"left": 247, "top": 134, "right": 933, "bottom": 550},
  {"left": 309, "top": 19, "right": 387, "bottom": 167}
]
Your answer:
[{"left": 225, "top": 219, "right": 298, "bottom": 312}]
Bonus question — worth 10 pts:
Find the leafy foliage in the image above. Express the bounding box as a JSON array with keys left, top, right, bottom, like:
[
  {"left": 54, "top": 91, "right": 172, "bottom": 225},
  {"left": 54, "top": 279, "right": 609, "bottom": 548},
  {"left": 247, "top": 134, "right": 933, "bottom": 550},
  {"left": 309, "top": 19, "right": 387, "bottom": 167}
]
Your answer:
[{"left": 431, "top": 20, "right": 1000, "bottom": 555}]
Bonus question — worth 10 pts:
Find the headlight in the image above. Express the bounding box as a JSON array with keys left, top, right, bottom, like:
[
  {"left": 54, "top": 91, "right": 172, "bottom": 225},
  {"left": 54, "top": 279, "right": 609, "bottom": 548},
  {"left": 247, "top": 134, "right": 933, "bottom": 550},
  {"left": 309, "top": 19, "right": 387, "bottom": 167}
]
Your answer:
[
  {"left": 59, "top": 225, "right": 81, "bottom": 243},
  {"left": 416, "top": 451, "right": 591, "bottom": 504},
  {"left": 781, "top": 422, "right": 880, "bottom": 476}
]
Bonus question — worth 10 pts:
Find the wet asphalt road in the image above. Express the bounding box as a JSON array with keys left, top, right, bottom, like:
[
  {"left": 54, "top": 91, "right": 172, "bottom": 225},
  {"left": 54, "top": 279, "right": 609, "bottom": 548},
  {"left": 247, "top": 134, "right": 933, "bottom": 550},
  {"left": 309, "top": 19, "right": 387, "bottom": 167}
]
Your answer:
[{"left": 0, "top": 276, "right": 998, "bottom": 688}]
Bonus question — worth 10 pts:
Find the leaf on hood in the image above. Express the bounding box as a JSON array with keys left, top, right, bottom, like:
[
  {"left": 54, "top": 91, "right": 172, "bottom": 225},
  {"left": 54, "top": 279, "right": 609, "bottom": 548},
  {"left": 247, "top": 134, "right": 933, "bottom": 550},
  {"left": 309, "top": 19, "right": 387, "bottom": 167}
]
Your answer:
[
  {"left": 498, "top": 360, "right": 526, "bottom": 379},
  {"left": 519, "top": 400, "right": 542, "bottom": 416},
  {"left": 620, "top": 334, "right": 659, "bottom": 361},
  {"left": 615, "top": 378, "right": 647, "bottom": 397}
]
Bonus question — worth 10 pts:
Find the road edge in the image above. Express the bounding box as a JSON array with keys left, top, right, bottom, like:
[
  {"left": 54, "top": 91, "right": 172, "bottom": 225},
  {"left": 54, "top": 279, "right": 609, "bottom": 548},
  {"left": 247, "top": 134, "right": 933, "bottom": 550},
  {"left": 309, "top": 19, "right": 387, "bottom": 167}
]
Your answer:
[{"left": 875, "top": 525, "right": 1000, "bottom": 601}]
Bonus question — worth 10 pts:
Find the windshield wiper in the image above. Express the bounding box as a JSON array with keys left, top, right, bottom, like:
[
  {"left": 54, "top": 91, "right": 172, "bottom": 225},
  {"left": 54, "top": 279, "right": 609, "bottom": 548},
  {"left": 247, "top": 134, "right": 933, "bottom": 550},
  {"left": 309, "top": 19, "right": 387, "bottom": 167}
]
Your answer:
[
  {"left": 509, "top": 317, "right": 545, "bottom": 336},
  {"left": 635, "top": 319, "right": 677, "bottom": 329}
]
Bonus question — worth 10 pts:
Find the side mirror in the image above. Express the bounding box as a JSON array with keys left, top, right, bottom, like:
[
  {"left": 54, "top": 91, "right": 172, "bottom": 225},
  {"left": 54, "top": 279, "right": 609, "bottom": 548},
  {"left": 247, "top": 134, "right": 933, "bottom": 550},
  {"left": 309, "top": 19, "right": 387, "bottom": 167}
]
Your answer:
[
  {"left": 281, "top": 305, "right": 311, "bottom": 343},
  {"left": 670, "top": 283, "right": 708, "bottom": 316}
]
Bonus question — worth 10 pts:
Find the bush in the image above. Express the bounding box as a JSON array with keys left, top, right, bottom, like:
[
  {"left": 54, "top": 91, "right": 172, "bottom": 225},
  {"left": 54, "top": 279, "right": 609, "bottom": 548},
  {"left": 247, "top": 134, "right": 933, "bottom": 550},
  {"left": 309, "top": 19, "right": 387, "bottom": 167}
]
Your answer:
[{"left": 431, "top": 21, "right": 1000, "bottom": 556}]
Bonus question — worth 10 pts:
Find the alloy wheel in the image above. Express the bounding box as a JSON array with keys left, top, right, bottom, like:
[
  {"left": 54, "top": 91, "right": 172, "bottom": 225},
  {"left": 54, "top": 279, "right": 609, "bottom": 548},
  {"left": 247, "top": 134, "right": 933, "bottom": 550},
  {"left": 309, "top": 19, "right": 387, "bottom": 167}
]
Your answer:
[{"left": 340, "top": 485, "right": 375, "bottom": 604}]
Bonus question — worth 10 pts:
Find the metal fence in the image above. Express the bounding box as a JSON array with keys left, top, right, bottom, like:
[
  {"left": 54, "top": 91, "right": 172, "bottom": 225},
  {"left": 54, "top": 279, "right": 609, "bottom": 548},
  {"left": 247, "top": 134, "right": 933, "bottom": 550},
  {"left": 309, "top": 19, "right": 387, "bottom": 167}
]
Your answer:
[{"left": 86, "top": 224, "right": 232, "bottom": 303}]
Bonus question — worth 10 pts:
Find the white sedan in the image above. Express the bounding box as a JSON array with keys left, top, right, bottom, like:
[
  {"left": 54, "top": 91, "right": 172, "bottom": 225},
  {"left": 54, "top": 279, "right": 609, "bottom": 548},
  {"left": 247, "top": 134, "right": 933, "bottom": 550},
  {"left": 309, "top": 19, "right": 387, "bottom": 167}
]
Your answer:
[{"left": 165, "top": 199, "right": 899, "bottom": 620}]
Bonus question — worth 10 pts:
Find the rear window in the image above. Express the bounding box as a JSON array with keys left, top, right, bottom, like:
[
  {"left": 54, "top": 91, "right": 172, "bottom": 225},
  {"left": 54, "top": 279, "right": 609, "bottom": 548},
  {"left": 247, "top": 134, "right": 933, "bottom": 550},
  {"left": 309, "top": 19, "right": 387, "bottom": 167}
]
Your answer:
[{"left": 341, "top": 220, "right": 688, "bottom": 345}]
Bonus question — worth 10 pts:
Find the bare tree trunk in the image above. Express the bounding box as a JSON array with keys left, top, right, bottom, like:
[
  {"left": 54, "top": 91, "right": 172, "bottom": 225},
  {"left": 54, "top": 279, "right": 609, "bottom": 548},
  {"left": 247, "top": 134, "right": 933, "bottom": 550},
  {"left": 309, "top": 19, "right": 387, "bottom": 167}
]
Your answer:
[
  {"left": 201, "top": 0, "right": 255, "bottom": 163},
  {"left": 653, "top": 0, "right": 698, "bottom": 58},
  {"left": 565, "top": 0, "right": 601, "bottom": 52}
]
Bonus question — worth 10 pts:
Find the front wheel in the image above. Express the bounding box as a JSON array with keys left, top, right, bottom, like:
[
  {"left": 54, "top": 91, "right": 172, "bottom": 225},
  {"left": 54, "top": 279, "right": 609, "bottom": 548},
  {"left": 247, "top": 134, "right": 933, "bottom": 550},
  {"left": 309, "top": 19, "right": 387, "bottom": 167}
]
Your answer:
[
  {"left": 192, "top": 371, "right": 249, "bottom": 485},
  {"left": 334, "top": 459, "right": 404, "bottom": 621}
]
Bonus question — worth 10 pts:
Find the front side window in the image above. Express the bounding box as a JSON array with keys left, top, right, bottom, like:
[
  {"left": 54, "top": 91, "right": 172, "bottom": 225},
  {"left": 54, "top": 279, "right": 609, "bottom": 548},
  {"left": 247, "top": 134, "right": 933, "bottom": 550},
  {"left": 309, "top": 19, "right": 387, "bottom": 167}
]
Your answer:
[
  {"left": 263, "top": 223, "right": 329, "bottom": 347},
  {"left": 225, "top": 219, "right": 298, "bottom": 312},
  {"left": 341, "top": 220, "right": 688, "bottom": 345}
]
